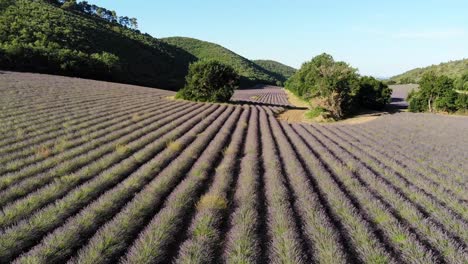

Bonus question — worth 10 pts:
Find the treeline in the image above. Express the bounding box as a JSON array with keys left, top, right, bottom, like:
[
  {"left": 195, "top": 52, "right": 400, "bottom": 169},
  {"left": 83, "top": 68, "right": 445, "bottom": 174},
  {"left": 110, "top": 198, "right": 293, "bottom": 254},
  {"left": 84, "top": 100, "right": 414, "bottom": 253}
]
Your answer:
[
  {"left": 390, "top": 59, "right": 468, "bottom": 84},
  {"left": 46, "top": 0, "right": 138, "bottom": 30},
  {"left": 407, "top": 72, "right": 468, "bottom": 113},
  {"left": 285, "top": 53, "right": 392, "bottom": 120}
]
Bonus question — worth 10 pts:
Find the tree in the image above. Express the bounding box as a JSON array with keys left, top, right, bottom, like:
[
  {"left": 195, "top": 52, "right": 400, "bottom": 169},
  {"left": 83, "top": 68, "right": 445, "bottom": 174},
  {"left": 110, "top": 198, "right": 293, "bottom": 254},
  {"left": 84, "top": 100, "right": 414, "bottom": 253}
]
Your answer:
[
  {"left": 408, "top": 72, "right": 461, "bottom": 113},
  {"left": 176, "top": 60, "right": 239, "bottom": 103},
  {"left": 129, "top": 18, "right": 138, "bottom": 29},
  {"left": 418, "top": 72, "right": 454, "bottom": 112},
  {"left": 119, "top": 16, "right": 130, "bottom": 27},
  {"left": 285, "top": 53, "right": 360, "bottom": 119},
  {"left": 358, "top": 76, "right": 392, "bottom": 110},
  {"left": 110, "top": 10, "right": 117, "bottom": 23}
]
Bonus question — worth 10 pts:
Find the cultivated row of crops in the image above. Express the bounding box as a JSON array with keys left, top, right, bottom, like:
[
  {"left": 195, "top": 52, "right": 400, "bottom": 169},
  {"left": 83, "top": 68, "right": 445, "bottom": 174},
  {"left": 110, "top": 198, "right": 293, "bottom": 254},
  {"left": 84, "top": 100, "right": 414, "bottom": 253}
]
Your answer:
[
  {"left": 231, "top": 85, "right": 291, "bottom": 106},
  {"left": 0, "top": 72, "right": 466, "bottom": 263}
]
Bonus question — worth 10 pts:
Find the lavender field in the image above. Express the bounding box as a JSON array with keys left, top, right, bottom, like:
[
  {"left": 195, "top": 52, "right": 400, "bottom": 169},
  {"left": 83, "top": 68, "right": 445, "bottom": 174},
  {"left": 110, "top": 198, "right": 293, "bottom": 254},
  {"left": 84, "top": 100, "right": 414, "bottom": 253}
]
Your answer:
[
  {"left": 231, "top": 85, "right": 291, "bottom": 106},
  {"left": 0, "top": 72, "right": 467, "bottom": 264},
  {"left": 389, "top": 84, "right": 419, "bottom": 109}
]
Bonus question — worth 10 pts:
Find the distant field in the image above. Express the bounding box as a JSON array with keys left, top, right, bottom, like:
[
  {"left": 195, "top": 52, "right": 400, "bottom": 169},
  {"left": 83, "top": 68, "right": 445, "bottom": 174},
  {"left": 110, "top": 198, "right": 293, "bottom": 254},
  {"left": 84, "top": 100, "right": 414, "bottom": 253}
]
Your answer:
[
  {"left": 0, "top": 72, "right": 467, "bottom": 264},
  {"left": 231, "top": 85, "right": 292, "bottom": 106},
  {"left": 389, "top": 84, "right": 418, "bottom": 109}
]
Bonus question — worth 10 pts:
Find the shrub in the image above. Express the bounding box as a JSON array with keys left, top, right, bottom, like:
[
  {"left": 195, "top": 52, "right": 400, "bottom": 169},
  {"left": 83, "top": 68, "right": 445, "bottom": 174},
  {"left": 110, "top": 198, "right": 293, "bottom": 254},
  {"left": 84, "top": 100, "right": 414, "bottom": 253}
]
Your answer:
[
  {"left": 176, "top": 60, "right": 239, "bottom": 103},
  {"left": 357, "top": 76, "right": 392, "bottom": 110}
]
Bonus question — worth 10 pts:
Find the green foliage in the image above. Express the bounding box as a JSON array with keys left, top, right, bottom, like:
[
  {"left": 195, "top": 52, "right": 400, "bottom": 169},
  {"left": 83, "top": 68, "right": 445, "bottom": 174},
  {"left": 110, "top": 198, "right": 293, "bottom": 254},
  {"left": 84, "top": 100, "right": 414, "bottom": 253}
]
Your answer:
[
  {"left": 0, "top": 0, "right": 196, "bottom": 90},
  {"left": 162, "top": 37, "right": 282, "bottom": 88},
  {"left": 357, "top": 76, "right": 392, "bottom": 110},
  {"left": 305, "top": 107, "right": 327, "bottom": 119},
  {"left": 455, "top": 94, "right": 468, "bottom": 111},
  {"left": 176, "top": 60, "right": 239, "bottom": 103},
  {"left": 286, "top": 54, "right": 392, "bottom": 119},
  {"left": 390, "top": 59, "right": 468, "bottom": 84},
  {"left": 253, "top": 60, "right": 297, "bottom": 85},
  {"left": 285, "top": 53, "right": 360, "bottom": 119},
  {"left": 454, "top": 72, "right": 468, "bottom": 91},
  {"left": 408, "top": 72, "right": 467, "bottom": 113},
  {"left": 399, "top": 77, "right": 416, "bottom": 84}
]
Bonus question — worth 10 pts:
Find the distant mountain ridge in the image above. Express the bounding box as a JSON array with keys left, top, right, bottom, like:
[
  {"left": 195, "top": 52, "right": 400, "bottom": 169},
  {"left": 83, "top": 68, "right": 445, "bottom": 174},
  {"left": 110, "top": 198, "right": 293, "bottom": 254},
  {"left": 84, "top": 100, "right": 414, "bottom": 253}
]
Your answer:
[{"left": 390, "top": 59, "right": 468, "bottom": 84}]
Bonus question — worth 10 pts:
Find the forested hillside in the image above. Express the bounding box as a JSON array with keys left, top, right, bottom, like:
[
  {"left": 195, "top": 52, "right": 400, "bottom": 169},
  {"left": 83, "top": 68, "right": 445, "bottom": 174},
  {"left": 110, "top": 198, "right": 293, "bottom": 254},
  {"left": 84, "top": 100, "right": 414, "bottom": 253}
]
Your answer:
[
  {"left": 0, "top": 0, "right": 196, "bottom": 90},
  {"left": 253, "top": 59, "right": 296, "bottom": 82},
  {"left": 391, "top": 59, "right": 468, "bottom": 84},
  {"left": 162, "top": 37, "right": 283, "bottom": 87}
]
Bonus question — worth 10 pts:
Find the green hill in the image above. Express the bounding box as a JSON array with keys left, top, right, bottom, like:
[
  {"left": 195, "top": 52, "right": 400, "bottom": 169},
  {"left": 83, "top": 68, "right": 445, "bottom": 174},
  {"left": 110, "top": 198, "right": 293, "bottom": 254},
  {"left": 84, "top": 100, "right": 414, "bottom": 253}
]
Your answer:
[
  {"left": 162, "top": 37, "right": 283, "bottom": 87},
  {"left": 391, "top": 59, "right": 468, "bottom": 84},
  {"left": 253, "top": 60, "right": 296, "bottom": 82},
  {"left": 0, "top": 0, "right": 196, "bottom": 90}
]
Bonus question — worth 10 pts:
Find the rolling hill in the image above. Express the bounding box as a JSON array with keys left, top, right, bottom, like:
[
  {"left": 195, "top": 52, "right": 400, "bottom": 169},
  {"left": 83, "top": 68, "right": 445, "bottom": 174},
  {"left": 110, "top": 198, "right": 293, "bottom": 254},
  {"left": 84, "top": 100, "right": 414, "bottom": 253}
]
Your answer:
[
  {"left": 0, "top": 0, "right": 200, "bottom": 90},
  {"left": 253, "top": 59, "right": 297, "bottom": 81},
  {"left": 162, "top": 37, "right": 284, "bottom": 87},
  {"left": 391, "top": 58, "right": 468, "bottom": 84}
]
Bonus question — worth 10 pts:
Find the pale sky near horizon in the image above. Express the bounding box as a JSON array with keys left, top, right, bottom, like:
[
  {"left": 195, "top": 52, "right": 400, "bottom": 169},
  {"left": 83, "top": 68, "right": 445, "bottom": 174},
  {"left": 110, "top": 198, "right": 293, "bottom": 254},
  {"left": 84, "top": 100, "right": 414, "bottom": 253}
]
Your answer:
[{"left": 85, "top": 0, "right": 467, "bottom": 77}]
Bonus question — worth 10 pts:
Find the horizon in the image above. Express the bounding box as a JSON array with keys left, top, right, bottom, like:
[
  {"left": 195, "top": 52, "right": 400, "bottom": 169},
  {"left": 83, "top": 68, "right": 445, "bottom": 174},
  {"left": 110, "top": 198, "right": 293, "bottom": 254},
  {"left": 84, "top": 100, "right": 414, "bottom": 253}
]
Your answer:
[{"left": 85, "top": 0, "right": 467, "bottom": 78}]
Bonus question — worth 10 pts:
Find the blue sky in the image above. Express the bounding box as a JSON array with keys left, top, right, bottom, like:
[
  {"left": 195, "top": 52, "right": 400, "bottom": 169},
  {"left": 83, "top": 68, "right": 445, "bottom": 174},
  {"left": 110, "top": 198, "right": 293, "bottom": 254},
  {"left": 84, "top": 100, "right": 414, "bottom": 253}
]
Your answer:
[{"left": 86, "top": 0, "right": 467, "bottom": 77}]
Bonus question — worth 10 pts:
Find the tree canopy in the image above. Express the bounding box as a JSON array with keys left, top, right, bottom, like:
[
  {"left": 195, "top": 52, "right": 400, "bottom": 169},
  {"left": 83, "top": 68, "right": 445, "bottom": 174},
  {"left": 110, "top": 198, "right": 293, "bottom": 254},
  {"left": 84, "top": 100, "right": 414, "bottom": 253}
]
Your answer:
[
  {"left": 176, "top": 60, "right": 239, "bottom": 103},
  {"left": 407, "top": 72, "right": 467, "bottom": 113},
  {"left": 285, "top": 53, "right": 391, "bottom": 119}
]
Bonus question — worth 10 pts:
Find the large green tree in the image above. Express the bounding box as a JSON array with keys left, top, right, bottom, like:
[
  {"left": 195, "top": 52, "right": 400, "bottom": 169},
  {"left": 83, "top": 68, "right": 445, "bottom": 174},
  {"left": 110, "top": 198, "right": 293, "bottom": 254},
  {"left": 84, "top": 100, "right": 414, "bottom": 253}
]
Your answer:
[
  {"left": 358, "top": 76, "right": 392, "bottom": 110},
  {"left": 408, "top": 72, "right": 460, "bottom": 112},
  {"left": 285, "top": 53, "right": 360, "bottom": 119},
  {"left": 176, "top": 60, "right": 239, "bottom": 103}
]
